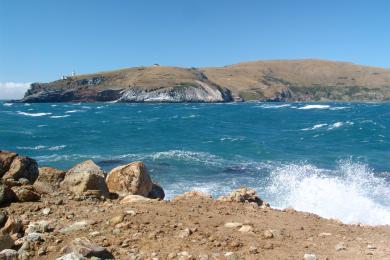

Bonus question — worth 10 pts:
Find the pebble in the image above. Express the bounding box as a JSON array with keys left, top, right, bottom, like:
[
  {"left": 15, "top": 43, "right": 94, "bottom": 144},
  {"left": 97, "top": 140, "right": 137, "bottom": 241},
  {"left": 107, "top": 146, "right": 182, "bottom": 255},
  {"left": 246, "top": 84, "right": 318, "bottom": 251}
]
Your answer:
[
  {"left": 41, "top": 207, "right": 51, "bottom": 215},
  {"left": 110, "top": 214, "right": 125, "bottom": 225},
  {"left": 303, "top": 253, "right": 317, "bottom": 260},
  {"left": 0, "top": 249, "right": 19, "bottom": 259},
  {"left": 238, "top": 225, "right": 253, "bottom": 233},
  {"left": 224, "top": 252, "right": 239, "bottom": 260},
  {"left": 249, "top": 246, "right": 259, "bottom": 254},
  {"left": 263, "top": 230, "right": 274, "bottom": 239},
  {"left": 335, "top": 242, "right": 347, "bottom": 251},
  {"left": 318, "top": 232, "right": 332, "bottom": 237},
  {"left": 367, "top": 245, "right": 377, "bottom": 250},
  {"left": 59, "top": 220, "right": 89, "bottom": 234},
  {"left": 178, "top": 228, "right": 192, "bottom": 238},
  {"left": 224, "top": 222, "right": 243, "bottom": 228}
]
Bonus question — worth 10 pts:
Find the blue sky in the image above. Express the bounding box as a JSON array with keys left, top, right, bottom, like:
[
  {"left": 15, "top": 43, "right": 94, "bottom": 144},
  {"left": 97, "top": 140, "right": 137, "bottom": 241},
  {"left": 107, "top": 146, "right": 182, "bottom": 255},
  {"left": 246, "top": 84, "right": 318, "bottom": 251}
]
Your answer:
[{"left": 1, "top": 0, "right": 389, "bottom": 86}]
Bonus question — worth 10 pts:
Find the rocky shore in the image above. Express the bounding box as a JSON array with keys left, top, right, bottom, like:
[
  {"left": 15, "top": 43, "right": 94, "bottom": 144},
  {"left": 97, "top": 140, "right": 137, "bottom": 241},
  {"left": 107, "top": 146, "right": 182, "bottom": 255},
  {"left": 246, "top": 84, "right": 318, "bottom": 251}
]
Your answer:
[{"left": 1, "top": 150, "right": 389, "bottom": 259}]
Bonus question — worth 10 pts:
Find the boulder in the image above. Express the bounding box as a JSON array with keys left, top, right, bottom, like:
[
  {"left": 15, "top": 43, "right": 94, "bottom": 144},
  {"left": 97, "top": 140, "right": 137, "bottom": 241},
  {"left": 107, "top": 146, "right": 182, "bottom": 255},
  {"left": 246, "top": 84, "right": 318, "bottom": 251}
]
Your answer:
[
  {"left": 62, "top": 237, "right": 113, "bottom": 258},
  {"left": 0, "top": 235, "right": 14, "bottom": 251},
  {"left": 148, "top": 183, "right": 165, "bottom": 200},
  {"left": 0, "top": 151, "right": 17, "bottom": 178},
  {"left": 0, "top": 249, "right": 18, "bottom": 259},
  {"left": 0, "top": 185, "right": 16, "bottom": 206},
  {"left": 60, "top": 160, "right": 109, "bottom": 198},
  {"left": 11, "top": 186, "right": 40, "bottom": 202},
  {"left": 106, "top": 161, "right": 153, "bottom": 197},
  {"left": 218, "top": 187, "right": 266, "bottom": 207},
  {"left": 2, "top": 156, "right": 38, "bottom": 183},
  {"left": 33, "top": 167, "right": 66, "bottom": 194}
]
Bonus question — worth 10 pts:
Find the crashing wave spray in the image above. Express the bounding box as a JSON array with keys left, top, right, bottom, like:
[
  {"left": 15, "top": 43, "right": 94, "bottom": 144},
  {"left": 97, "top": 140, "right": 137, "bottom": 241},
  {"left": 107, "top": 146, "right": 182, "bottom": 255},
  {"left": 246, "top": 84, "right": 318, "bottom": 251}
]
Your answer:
[{"left": 266, "top": 160, "right": 390, "bottom": 225}]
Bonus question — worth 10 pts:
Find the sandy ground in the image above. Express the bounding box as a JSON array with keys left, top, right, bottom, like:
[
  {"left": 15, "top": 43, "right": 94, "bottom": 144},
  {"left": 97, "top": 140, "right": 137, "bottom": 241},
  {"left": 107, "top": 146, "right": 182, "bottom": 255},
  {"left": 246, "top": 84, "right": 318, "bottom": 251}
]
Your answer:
[{"left": 5, "top": 192, "right": 390, "bottom": 260}]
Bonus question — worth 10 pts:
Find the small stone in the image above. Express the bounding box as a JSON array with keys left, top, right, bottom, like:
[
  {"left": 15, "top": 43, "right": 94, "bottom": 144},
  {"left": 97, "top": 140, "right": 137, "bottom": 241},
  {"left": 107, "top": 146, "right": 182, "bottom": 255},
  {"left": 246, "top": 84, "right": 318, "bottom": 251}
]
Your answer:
[
  {"left": 89, "top": 231, "right": 100, "bottom": 237},
  {"left": 38, "top": 246, "right": 47, "bottom": 256},
  {"left": 25, "top": 220, "right": 50, "bottom": 234},
  {"left": 0, "top": 216, "right": 23, "bottom": 235},
  {"left": 178, "top": 228, "right": 192, "bottom": 238},
  {"left": 125, "top": 209, "right": 136, "bottom": 216},
  {"left": 120, "top": 195, "right": 151, "bottom": 204},
  {"left": 59, "top": 220, "right": 90, "bottom": 234},
  {"left": 199, "top": 254, "right": 209, "bottom": 260},
  {"left": 263, "top": 230, "right": 274, "bottom": 239},
  {"left": 41, "top": 207, "right": 51, "bottom": 215},
  {"left": 110, "top": 214, "right": 125, "bottom": 225},
  {"left": 238, "top": 225, "right": 253, "bottom": 233},
  {"left": 0, "top": 249, "right": 18, "bottom": 260},
  {"left": 0, "top": 211, "right": 7, "bottom": 227},
  {"left": 262, "top": 242, "right": 273, "bottom": 250},
  {"left": 335, "top": 242, "right": 347, "bottom": 251},
  {"left": 62, "top": 237, "right": 112, "bottom": 258},
  {"left": 303, "top": 253, "right": 317, "bottom": 260},
  {"left": 249, "top": 246, "right": 258, "bottom": 254},
  {"left": 56, "top": 252, "right": 86, "bottom": 260},
  {"left": 0, "top": 235, "right": 14, "bottom": 250},
  {"left": 318, "top": 232, "right": 332, "bottom": 237},
  {"left": 367, "top": 245, "right": 376, "bottom": 250},
  {"left": 224, "top": 252, "right": 239, "bottom": 260},
  {"left": 224, "top": 222, "right": 243, "bottom": 228}
]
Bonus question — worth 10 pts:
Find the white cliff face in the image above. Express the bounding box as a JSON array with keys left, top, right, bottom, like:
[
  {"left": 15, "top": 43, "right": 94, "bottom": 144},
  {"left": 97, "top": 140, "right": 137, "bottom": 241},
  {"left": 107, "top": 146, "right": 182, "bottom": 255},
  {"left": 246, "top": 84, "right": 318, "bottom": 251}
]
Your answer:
[{"left": 118, "top": 83, "right": 232, "bottom": 103}]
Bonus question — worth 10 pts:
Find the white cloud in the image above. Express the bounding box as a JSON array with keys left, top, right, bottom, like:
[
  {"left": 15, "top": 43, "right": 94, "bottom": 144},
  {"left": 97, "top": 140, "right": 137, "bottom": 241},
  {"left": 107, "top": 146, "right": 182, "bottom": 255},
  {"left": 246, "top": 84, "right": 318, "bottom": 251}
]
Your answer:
[{"left": 0, "top": 82, "right": 31, "bottom": 100}]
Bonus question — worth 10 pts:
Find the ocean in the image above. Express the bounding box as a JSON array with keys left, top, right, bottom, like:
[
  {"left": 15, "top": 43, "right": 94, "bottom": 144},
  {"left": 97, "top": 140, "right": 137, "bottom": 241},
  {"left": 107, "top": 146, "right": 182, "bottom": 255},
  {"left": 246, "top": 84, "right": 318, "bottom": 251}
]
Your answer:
[{"left": 1, "top": 101, "right": 390, "bottom": 225}]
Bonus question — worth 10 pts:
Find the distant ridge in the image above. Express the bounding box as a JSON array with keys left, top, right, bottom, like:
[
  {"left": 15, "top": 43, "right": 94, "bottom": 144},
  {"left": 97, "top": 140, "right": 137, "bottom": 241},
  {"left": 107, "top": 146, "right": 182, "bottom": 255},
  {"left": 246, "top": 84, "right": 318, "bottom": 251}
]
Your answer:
[{"left": 22, "top": 59, "right": 390, "bottom": 102}]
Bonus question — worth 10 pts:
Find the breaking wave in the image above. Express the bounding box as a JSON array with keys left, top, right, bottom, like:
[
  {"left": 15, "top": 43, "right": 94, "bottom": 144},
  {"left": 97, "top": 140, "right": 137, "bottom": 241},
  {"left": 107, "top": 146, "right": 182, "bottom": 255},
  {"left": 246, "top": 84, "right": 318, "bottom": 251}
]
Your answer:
[
  {"left": 17, "top": 145, "right": 66, "bottom": 151},
  {"left": 266, "top": 161, "right": 390, "bottom": 225},
  {"left": 17, "top": 111, "right": 52, "bottom": 117}
]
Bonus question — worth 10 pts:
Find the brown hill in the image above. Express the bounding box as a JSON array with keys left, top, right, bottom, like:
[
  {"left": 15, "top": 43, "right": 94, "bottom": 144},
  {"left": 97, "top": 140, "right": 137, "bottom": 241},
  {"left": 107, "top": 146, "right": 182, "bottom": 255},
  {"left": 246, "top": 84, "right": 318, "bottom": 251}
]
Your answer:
[{"left": 22, "top": 60, "right": 390, "bottom": 102}]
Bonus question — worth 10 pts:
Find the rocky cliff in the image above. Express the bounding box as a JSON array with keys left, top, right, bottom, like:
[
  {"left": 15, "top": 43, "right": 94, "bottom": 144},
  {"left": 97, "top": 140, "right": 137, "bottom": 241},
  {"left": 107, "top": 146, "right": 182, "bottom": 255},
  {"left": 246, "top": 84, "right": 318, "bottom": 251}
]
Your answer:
[{"left": 21, "top": 60, "right": 390, "bottom": 102}]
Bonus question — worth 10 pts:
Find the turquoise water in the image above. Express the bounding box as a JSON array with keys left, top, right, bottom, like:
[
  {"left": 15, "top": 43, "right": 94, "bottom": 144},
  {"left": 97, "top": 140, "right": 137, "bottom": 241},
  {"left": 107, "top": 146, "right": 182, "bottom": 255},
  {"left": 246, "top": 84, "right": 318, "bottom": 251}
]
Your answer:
[{"left": 1, "top": 101, "right": 390, "bottom": 225}]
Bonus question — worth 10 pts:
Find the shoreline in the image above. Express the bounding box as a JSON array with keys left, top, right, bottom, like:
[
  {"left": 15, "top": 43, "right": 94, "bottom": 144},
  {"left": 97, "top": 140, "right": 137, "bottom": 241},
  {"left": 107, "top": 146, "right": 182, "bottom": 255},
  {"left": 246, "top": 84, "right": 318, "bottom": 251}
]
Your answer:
[{"left": 0, "top": 151, "right": 389, "bottom": 259}]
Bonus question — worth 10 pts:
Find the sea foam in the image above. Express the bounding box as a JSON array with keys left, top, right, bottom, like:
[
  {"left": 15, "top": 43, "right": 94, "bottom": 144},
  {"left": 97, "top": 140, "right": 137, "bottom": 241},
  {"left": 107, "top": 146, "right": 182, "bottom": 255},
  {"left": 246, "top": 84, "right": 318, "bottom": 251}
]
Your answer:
[
  {"left": 17, "top": 111, "right": 52, "bottom": 117},
  {"left": 267, "top": 161, "right": 390, "bottom": 225}
]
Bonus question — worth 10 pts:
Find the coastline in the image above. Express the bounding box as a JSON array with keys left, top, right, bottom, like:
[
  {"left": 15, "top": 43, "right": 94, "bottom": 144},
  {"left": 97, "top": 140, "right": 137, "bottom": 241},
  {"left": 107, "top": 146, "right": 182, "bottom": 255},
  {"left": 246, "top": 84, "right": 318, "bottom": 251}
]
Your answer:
[{"left": 0, "top": 151, "right": 389, "bottom": 259}]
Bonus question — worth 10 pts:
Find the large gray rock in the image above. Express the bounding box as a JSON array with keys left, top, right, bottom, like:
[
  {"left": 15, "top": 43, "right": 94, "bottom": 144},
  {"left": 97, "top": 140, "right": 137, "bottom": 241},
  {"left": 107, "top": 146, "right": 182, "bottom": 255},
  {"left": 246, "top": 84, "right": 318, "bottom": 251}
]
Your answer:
[
  {"left": 0, "top": 151, "right": 17, "bottom": 178},
  {"left": 62, "top": 237, "right": 113, "bottom": 258},
  {"left": 60, "top": 160, "right": 109, "bottom": 198},
  {"left": 0, "top": 185, "right": 15, "bottom": 206},
  {"left": 33, "top": 167, "right": 66, "bottom": 194},
  {"left": 2, "top": 156, "right": 38, "bottom": 183},
  {"left": 106, "top": 161, "right": 153, "bottom": 197}
]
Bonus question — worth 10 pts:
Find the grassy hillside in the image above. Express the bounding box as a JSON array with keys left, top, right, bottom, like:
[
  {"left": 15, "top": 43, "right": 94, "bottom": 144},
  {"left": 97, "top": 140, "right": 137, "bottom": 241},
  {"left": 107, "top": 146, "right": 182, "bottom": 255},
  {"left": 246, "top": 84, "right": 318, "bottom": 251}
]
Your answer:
[
  {"left": 202, "top": 59, "right": 390, "bottom": 101},
  {"left": 24, "top": 60, "right": 390, "bottom": 102}
]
